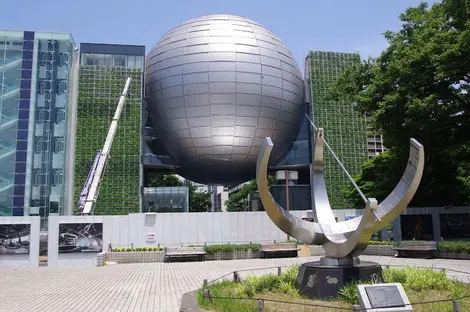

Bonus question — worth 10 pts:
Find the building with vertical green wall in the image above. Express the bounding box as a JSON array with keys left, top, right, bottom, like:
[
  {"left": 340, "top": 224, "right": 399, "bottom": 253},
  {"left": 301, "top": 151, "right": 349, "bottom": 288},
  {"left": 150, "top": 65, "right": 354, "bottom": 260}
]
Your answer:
[
  {"left": 306, "top": 51, "right": 368, "bottom": 209},
  {"left": 74, "top": 44, "right": 144, "bottom": 215}
]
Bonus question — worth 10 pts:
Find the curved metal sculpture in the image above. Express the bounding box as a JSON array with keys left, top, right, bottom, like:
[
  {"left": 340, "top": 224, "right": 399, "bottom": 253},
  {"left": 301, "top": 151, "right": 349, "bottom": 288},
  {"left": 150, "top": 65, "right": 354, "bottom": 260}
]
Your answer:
[{"left": 256, "top": 129, "right": 424, "bottom": 261}]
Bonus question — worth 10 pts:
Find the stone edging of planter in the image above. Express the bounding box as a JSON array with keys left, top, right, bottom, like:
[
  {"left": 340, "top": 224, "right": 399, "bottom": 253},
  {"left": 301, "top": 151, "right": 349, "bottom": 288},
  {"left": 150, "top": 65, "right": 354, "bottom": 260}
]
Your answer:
[{"left": 95, "top": 245, "right": 470, "bottom": 266}]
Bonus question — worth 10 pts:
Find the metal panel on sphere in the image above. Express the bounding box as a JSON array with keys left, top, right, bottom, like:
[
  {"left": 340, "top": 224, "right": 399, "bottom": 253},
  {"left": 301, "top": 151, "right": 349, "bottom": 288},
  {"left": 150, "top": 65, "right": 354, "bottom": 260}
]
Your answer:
[{"left": 145, "top": 14, "right": 304, "bottom": 185}]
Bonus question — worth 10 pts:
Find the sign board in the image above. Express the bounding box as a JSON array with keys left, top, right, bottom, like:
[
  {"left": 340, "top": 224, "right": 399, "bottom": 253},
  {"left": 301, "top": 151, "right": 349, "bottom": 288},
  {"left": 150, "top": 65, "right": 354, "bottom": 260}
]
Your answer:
[
  {"left": 365, "top": 285, "right": 405, "bottom": 308},
  {"left": 357, "top": 283, "right": 412, "bottom": 312},
  {"left": 146, "top": 233, "right": 156, "bottom": 242},
  {"left": 58, "top": 223, "right": 103, "bottom": 253}
]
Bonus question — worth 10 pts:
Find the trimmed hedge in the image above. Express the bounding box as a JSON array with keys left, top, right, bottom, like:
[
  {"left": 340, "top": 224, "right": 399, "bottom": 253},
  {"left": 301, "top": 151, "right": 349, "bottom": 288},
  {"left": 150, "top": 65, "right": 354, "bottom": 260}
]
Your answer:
[
  {"left": 438, "top": 241, "right": 470, "bottom": 253},
  {"left": 112, "top": 247, "right": 163, "bottom": 252},
  {"left": 368, "top": 240, "right": 398, "bottom": 246}
]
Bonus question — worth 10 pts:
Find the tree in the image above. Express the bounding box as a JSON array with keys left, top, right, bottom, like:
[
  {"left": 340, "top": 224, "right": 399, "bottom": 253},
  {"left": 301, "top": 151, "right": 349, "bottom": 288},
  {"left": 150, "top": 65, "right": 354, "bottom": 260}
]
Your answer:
[
  {"left": 332, "top": 0, "right": 470, "bottom": 207},
  {"left": 184, "top": 180, "right": 212, "bottom": 212},
  {"left": 226, "top": 176, "right": 276, "bottom": 212}
]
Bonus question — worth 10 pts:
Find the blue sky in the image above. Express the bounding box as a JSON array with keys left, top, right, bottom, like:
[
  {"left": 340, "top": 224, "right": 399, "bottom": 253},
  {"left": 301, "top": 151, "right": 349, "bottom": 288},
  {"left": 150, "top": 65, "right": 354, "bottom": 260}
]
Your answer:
[{"left": 2, "top": 0, "right": 438, "bottom": 68}]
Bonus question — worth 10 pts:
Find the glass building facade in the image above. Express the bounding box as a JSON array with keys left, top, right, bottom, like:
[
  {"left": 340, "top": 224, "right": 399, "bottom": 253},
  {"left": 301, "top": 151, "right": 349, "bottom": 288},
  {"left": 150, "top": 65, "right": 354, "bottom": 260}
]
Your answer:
[{"left": 0, "top": 30, "right": 77, "bottom": 226}]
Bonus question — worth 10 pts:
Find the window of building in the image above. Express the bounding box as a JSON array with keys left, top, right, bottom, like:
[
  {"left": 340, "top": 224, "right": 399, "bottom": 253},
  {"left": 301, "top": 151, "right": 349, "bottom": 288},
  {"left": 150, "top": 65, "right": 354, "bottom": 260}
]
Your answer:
[
  {"left": 57, "top": 80, "right": 67, "bottom": 95},
  {"left": 53, "top": 138, "right": 65, "bottom": 153},
  {"left": 58, "top": 53, "right": 69, "bottom": 67},
  {"left": 39, "top": 52, "right": 47, "bottom": 66},
  {"left": 55, "top": 109, "right": 66, "bottom": 123},
  {"left": 114, "top": 55, "right": 126, "bottom": 67},
  {"left": 52, "top": 170, "right": 63, "bottom": 186},
  {"left": 127, "top": 55, "right": 135, "bottom": 68},
  {"left": 135, "top": 55, "right": 143, "bottom": 68},
  {"left": 36, "top": 109, "right": 49, "bottom": 123},
  {"left": 35, "top": 140, "right": 43, "bottom": 154},
  {"left": 34, "top": 170, "right": 46, "bottom": 186}
]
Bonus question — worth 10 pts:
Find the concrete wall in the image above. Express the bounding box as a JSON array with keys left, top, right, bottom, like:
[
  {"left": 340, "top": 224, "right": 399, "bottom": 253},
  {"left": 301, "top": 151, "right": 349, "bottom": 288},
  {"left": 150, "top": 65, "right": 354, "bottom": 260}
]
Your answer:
[
  {"left": 0, "top": 217, "right": 40, "bottom": 268},
  {"left": 47, "top": 215, "right": 110, "bottom": 267}
]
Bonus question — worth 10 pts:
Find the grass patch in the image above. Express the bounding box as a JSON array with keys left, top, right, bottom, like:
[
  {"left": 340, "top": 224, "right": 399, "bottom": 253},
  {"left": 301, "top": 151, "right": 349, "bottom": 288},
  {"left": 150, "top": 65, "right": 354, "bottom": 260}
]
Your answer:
[{"left": 200, "top": 265, "right": 470, "bottom": 312}]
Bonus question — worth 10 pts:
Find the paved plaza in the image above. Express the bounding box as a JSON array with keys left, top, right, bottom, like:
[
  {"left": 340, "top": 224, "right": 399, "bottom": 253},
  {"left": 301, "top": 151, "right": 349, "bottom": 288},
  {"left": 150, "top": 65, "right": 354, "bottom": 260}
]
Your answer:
[{"left": 1, "top": 256, "right": 470, "bottom": 312}]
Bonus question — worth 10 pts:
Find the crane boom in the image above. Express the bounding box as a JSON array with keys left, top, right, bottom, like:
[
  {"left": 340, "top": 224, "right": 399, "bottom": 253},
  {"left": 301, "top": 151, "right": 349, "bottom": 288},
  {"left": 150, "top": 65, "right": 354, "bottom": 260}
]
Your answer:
[{"left": 81, "top": 77, "right": 132, "bottom": 215}]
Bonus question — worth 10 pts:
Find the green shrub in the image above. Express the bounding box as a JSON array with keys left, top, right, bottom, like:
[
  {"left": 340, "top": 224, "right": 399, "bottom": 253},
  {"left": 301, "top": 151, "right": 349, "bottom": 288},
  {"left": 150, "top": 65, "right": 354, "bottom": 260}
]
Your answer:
[
  {"left": 368, "top": 240, "right": 398, "bottom": 246},
  {"left": 142, "top": 247, "right": 148, "bottom": 251},
  {"left": 338, "top": 282, "right": 359, "bottom": 304},
  {"left": 112, "top": 248, "right": 120, "bottom": 252},
  {"left": 126, "top": 248, "right": 131, "bottom": 252},
  {"left": 438, "top": 241, "right": 470, "bottom": 253},
  {"left": 383, "top": 267, "right": 453, "bottom": 292}
]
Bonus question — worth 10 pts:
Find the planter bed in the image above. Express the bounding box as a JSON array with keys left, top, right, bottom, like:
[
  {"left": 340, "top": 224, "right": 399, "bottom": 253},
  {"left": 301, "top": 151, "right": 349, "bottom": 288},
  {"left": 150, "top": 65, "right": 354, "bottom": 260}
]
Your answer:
[
  {"left": 105, "top": 251, "right": 165, "bottom": 264},
  {"left": 363, "top": 244, "right": 395, "bottom": 256},
  {"left": 205, "top": 249, "right": 261, "bottom": 261}
]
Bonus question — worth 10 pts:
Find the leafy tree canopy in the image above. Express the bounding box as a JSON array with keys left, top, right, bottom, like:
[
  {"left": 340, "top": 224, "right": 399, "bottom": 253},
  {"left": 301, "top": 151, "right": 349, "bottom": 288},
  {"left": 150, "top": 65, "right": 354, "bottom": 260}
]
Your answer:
[
  {"left": 332, "top": 0, "right": 470, "bottom": 207},
  {"left": 226, "top": 176, "right": 276, "bottom": 212}
]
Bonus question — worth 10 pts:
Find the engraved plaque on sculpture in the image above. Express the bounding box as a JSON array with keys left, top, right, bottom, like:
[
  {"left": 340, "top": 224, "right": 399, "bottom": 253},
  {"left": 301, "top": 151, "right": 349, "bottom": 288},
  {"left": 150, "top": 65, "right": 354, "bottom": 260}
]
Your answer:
[{"left": 365, "top": 285, "right": 406, "bottom": 309}]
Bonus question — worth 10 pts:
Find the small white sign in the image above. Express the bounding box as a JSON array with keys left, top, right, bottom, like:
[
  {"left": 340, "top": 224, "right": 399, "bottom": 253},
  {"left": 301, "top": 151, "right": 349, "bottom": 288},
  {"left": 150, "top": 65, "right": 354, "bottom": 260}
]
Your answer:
[{"left": 146, "top": 233, "right": 156, "bottom": 242}]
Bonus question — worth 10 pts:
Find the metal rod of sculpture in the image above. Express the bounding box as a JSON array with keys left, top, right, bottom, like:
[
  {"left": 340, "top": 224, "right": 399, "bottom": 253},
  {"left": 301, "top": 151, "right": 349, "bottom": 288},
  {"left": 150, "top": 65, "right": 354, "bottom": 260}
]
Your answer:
[{"left": 256, "top": 120, "right": 424, "bottom": 264}]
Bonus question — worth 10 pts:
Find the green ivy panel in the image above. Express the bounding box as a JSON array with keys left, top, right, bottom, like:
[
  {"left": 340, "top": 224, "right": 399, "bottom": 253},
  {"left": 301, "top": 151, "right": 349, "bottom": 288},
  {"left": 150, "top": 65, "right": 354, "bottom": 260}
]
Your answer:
[
  {"left": 308, "top": 51, "right": 368, "bottom": 209},
  {"left": 74, "top": 66, "right": 142, "bottom": 215}
]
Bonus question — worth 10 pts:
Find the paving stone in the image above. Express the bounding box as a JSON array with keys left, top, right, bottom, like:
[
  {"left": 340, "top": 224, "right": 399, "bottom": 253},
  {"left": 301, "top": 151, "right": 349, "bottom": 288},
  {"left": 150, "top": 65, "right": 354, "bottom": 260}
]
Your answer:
[{"left": 0, "top": 256, "right": 469, "bottom": 312}]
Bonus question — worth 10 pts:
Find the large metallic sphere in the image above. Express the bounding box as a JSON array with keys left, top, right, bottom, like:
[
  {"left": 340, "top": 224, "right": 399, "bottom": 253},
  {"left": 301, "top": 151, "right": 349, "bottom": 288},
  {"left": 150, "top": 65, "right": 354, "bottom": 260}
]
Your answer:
[{"left": 146, "top": 14, "right": 304, "bottom": 185}]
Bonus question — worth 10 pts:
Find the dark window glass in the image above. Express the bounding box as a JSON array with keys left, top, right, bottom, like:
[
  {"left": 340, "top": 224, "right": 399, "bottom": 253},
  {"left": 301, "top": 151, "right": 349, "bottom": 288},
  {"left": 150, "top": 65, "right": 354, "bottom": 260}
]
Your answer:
[
  {"left": 22, "top": 50, "right": 33, "bottom": 60},
  {"left": 18, "top": 109, "right": 29, "bottom": 120},
  {"left": 440, "top": 214, "right": 470, "bottom": 239},
  {"left": 19, "top": 100, "right": 30, "bottom": 109},
  {"left": 20, "top": 89, "right": 30, "bottom": 99},
  {"left": 400, "top": 215, "right": 434, "bottom": 240},
  {"left": 12, "top": 208, "right": 24, "bottom": 216},
  {"left": 13, "top": 196, "right": 25, "bottom": 207},
  {"left": 20, "top": 79, "right": 31, "bottom": 89},
  {"left": 23, "top": 40, "right": 33, "bottom": 50},
  {"left": 14, "top": 186, "right": 25, "bottom": 196},
  {"left": 50, "top": 201, "right": 59, "bottom": 213},
  {"left": 16, "top": 151, "right": 27, "bottom": 162},
  {"left": 23, "top": 31, "right": 35, "bottom": 41},
  {"left": 16, "top": 140, "right": 27, "bottom": 151},
  {"left": 14, "top": 174, "right": 26, "bottom": 185},
  {"left": 21, "top": 70, "right": 32, "bottom": 79},
  {"left": 15, "top": 162, "right": 26, "bottom": 173},
  {"left": 17, "top": 130, "right": 28, "bottom": 140},
  {"left": 18, "top": 119, "right": 29, "bottom": 129},
  {"left": 22, "top": 59, "right": 32, "bottom": 69}
]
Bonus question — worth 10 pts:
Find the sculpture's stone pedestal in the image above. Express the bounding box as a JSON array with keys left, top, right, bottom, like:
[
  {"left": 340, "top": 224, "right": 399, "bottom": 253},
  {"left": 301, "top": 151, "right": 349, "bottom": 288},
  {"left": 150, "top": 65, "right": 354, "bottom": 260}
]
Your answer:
[{"left": 297, "top": 260, "right": 382, "bottom": 299}]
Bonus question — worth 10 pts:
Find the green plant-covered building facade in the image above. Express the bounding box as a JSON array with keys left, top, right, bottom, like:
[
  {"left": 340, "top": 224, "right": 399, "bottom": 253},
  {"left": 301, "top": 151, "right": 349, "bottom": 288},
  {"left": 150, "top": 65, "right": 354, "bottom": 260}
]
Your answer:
[
  {"left": 306, "top": 51, "right": 368, "bottom": 208},
  {"left": 74, "top": 44, "right": 145, "bottom": 215}
]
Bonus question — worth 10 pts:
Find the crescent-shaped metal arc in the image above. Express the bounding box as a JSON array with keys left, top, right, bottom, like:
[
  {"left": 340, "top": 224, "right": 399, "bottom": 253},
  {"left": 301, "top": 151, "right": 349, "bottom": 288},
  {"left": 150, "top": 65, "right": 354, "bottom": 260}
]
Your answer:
[
  {"left": 256, "top": 135, "right": 424, "bottom": 259},
  {"left": 257, "top": 137, "right": 325, "bottom": 245}
]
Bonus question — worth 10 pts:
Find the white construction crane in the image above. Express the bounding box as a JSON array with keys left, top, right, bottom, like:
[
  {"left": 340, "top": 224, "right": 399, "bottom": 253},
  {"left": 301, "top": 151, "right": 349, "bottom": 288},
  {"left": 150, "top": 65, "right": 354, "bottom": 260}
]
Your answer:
[{"left": 79, "top": 77, "right": 132, "bottom": 215}]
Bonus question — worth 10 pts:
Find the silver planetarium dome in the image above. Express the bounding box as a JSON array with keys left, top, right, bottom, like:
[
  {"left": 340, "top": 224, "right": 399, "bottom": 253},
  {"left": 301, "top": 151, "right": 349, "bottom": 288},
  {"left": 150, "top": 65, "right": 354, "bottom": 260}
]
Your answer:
[{"left": 145, "top": 14, "right": 305, "bottom": 185}]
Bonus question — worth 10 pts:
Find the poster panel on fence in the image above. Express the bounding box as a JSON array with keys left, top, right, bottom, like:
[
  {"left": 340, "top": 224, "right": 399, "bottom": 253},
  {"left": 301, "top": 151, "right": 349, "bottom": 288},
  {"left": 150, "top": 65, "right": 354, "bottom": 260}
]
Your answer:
[
  {"left": 0, "top": 224, "right": 31, "bottom": 255},
  {"left": 58, "top": 223, "right": 103, "bottom": 253}
]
